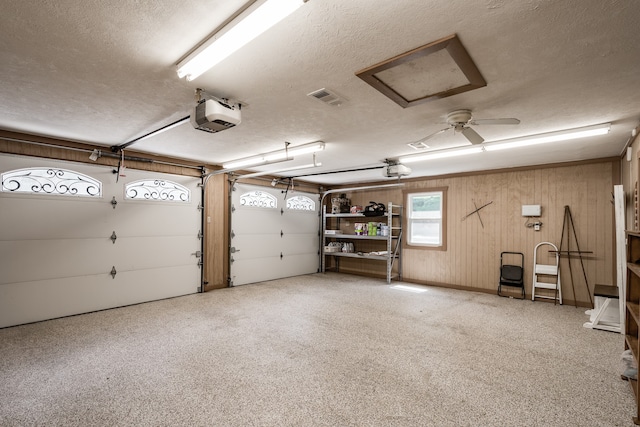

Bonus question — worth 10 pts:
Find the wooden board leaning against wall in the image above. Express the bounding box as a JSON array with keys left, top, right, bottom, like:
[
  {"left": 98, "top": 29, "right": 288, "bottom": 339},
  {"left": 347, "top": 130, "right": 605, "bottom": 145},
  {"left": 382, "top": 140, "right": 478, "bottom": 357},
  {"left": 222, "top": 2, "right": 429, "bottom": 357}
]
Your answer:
[{"left": 327, "top": 159, "right": 619, "bottom": 307}]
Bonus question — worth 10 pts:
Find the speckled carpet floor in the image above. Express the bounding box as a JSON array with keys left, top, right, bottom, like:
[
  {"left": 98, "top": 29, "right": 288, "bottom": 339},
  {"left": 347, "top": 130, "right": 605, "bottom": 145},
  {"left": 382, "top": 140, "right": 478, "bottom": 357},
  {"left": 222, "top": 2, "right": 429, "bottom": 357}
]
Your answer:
[{"left": 0, "top": 273, "right": 634, "bottom": 426}]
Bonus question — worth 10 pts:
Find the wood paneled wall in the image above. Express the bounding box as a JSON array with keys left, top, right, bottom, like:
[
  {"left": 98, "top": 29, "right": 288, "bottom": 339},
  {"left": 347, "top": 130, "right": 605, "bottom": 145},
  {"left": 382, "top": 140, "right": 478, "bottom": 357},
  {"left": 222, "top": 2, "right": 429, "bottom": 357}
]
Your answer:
[
  {"left": 203, "top": 174, "right": 228, "bottom": 290},
  {"left": 333, "top": 160, "right": 618, "bottom": 306}
]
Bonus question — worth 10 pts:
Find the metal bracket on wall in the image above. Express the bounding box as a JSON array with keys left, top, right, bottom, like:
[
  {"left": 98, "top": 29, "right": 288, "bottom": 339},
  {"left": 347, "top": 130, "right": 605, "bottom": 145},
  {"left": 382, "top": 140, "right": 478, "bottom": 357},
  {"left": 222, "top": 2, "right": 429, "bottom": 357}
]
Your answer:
[
  {"left": 110, "top": 231, "right": 117, "bottom": 244},
  {"left": 111, "top": 196, "right": 118, "bottom": 209},
  {"left": 110, "top": 266, "right": 117, "bottom": 279}
]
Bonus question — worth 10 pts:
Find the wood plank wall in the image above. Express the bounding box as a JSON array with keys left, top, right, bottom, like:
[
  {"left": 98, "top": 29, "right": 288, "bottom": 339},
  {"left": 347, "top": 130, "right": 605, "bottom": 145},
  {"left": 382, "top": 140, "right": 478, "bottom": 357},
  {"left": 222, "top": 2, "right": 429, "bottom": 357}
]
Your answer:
[
  {"left": 331, "top": 160, "right": 618, "bottom": 307},
  {"left": 203, "top": 174, "right": 228, "bottom": 290}
]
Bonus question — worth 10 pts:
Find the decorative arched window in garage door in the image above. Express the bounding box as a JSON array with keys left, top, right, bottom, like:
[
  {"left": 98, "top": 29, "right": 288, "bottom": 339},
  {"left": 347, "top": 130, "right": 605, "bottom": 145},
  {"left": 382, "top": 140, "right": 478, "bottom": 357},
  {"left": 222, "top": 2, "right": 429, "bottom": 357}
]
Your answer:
[
  {"left": 286, "top": 195, "right": 315, "bottom": 211},
  {"left": 239, "top": 190, "right": 277, "bottom": 208},
  {"left": 1, "top": 167, "right": 102, "bottom": 197},
  {"left": 125, "top": 179, "right": 191, "bottom": 202}
]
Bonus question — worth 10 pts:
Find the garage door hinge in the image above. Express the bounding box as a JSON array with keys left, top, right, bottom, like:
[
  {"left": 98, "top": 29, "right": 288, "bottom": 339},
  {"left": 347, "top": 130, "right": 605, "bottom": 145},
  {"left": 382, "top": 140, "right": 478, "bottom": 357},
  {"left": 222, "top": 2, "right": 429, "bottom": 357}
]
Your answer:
[
  {"left": 280, "top": 252, "right": 283, "bottom": 259},
  {"left": 231, "top": 230, "right": 235, "bottom": 238},
  {"left": 197, "top": 203, "right": 203, "bottom": 211},
  {"left": 231, "top": 204, "right": 236, "bottom": 212},
  {"left": 280, "top": 230, "right": 284, "bottom": 237},
  {"left": 111, "top": 196, "right": 118, "bottom": 209},
  {"left": 230, "top": 256, "right": 235, "bottom": 264},
  {"left": 110, "top": 266, "right": 117, "bottom": 279},
  {"left": 110, "top": 231, "right": 117, "bottom": 244},
  {"left": 197, "top": 230, "right": 203, "bottom": 239}
]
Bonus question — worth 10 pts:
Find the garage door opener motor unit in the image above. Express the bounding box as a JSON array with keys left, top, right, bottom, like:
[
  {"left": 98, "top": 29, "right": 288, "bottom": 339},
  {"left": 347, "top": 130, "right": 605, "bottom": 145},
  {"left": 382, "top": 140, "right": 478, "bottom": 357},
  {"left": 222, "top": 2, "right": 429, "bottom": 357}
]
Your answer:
[{"left": 190, "top": 99, "right": 241, "bottom": 133}]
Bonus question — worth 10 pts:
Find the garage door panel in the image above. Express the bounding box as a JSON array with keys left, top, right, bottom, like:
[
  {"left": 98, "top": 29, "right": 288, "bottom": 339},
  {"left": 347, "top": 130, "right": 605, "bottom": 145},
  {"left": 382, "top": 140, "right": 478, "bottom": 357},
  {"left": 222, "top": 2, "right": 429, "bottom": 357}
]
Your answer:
[
  {"left": 111, "top": 266, "right": 198, "bottom": 307},
  {"left": 0, "top": 197, "right": 115, "bottom": 240},
  {"left": 115, "top": 204, "right": 199, "bottom": 237},
  {"left": 282, "top": 233, "right": 319, "bottom": 256},
  {"left": 0, "top": 239, "right": 117, "bottom": 285},
  {"left": 231, "top": 234, "right": 282, "bottom": 260},
  {"left": 282, "top": 212, "right": 318, "bottom": 232},
  {"left": 280, "top": 253, "right": 319, "bottom": 276},
  {"left": 0, "top": 265, "right": 198, "bottom": 328},
  {"left": 113, "top": 236, "right": 200, "bottom": 270},
  {"left": 0, "top": 274, "right": 119, "bottom": 328},
  {"left": 232, "top": 210, "right": 280, "bottom": 234},
  {"left": 230, "top": 257, "right": 286, "bottom": 286}
]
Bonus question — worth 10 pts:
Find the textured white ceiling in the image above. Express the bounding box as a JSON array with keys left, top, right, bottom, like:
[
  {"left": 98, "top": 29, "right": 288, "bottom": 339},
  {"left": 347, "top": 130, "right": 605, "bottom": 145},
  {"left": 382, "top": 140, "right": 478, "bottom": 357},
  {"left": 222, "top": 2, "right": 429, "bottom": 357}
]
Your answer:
[{"left": 1, "top": 0, "right": 639, "bottom": 185}]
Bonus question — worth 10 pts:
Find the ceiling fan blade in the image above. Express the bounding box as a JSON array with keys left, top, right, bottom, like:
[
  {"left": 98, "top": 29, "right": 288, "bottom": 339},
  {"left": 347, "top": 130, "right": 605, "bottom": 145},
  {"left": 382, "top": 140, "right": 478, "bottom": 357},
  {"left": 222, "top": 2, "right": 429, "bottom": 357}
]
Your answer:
[
  {"left": 461, "top": 126, "right": 484, "bottom": 145},
  {"left": 413, "top": 127, "right": 450, "bottom": 144},
  {"left": 470, "top": 118, "right": 521, "bottom": 125}
]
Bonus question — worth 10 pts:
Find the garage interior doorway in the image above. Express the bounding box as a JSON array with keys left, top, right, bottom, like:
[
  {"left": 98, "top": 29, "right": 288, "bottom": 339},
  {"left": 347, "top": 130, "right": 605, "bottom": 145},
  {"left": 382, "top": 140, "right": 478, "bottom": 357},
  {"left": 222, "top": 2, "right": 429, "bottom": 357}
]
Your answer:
[{"left": 0, "top": 272, "right": 631, "bottom": 426}]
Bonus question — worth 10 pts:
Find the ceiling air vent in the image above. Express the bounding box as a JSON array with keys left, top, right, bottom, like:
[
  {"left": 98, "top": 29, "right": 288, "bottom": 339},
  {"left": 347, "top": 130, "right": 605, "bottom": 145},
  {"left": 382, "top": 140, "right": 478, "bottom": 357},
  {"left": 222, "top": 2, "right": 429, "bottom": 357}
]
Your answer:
[{"left": 307, "top": 88, "right": 343, "bottom": 106}]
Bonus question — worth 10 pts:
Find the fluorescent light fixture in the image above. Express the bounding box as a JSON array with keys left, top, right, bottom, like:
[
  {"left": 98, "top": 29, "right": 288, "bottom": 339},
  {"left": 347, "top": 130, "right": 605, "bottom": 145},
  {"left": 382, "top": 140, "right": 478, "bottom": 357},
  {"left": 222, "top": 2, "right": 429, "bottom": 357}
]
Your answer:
[
  {"left": 484, "top": 123, "right": 610, "bottom": 151},
  {"left": 396, "top": 123, "right": 611, "bottom": 164},
  {"left": 177, "top": 0, "right": 306, "bottom": 81},
  {"left": 222, "top": 141, "right": 325, "bottom": 169},
  {"left": 399, "top": 146, "right": 483, "bottom": 164},
  {"left": 239, "top": 161, "right": 322, "bottom": 179}
]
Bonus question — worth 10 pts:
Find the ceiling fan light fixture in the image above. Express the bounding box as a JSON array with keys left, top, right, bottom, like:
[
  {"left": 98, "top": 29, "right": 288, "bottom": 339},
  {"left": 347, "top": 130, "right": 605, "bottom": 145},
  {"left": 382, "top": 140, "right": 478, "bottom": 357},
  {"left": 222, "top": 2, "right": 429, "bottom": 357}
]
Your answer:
[
  {"left": 176, "top": 0, "right": 306, "bottom": 81},
  {"left": 484, "top": 123, "right": 611, "bottom": 151}
]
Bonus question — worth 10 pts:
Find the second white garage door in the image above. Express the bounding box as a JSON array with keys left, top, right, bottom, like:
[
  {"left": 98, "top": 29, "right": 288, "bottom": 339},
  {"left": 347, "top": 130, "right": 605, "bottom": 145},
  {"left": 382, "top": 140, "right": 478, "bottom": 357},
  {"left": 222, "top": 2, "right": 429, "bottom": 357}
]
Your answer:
[{"left": 230, "top": 183, "right": 319, "bottom": 286}]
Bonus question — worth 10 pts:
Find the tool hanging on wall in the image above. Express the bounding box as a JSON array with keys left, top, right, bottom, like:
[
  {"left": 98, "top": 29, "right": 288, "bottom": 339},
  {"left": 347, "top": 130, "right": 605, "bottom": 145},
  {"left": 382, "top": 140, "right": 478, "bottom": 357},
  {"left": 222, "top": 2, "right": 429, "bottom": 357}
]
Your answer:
[
  {"left": 555, "top": 205, "right": 593, "bottom": 308},
  {"left": 461, "top": 200, "right": 493, "bottom": 228}
]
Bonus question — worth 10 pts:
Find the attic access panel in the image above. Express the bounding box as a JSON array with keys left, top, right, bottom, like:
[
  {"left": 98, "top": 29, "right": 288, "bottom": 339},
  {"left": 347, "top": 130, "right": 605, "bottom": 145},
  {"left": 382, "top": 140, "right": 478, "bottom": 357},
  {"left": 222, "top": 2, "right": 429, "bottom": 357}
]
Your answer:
[{"left": 356, "top": 34, "right": 486, "bottom": 108}]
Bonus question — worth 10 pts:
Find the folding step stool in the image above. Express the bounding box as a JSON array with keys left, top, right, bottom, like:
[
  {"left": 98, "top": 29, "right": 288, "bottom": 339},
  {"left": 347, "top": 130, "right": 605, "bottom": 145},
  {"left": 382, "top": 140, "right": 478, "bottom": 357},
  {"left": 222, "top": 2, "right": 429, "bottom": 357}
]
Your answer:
[{"left": 532, "top": 242, "right": 562, "bottom": 304}]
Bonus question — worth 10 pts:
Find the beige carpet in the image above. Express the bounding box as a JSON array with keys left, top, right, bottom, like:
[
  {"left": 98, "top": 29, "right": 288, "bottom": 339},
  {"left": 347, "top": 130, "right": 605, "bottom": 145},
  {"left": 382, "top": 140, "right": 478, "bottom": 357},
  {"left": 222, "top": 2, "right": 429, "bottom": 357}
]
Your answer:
[{"left": 0, "top": 272, "right": 634, "bottom": 426}]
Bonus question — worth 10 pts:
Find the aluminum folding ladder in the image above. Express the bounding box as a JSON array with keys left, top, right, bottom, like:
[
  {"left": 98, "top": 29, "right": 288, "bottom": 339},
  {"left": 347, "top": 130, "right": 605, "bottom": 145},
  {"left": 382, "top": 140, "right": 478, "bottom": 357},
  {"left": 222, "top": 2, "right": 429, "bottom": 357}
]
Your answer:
[{"left": 532, "top": 242, "right": 562, "bottom": 304}]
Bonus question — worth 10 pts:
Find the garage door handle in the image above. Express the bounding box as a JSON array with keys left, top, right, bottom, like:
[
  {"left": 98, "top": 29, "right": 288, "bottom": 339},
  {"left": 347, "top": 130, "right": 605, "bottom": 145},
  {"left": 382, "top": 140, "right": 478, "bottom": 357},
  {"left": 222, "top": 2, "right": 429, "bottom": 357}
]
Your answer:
[{"left": 110, "top": 266, "right": 117, "bottom": 279}]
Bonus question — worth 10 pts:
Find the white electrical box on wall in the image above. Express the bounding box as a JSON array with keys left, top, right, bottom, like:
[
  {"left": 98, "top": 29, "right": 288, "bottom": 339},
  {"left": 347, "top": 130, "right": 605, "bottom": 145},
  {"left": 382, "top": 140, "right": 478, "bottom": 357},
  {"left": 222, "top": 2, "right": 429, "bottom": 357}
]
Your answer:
[{"left": 522, "top": 205, "right": 541, "bottom": 217}]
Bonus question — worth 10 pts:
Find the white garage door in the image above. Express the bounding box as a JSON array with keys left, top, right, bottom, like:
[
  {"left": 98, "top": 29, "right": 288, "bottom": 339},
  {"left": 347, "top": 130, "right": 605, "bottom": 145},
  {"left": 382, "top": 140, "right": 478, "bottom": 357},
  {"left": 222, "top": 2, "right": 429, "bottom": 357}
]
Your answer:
[
  {"left": 0, "top": 154, "right": 201, "bottom": 328},
  {"left": 230, "top": 182, "right": 319, "bottom": 286}
]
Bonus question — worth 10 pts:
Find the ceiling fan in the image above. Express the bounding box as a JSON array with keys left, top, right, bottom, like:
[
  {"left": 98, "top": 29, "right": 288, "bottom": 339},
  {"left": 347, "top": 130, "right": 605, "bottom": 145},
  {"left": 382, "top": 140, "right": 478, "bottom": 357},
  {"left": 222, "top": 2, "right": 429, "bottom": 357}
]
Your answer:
[{"left": 409, "top": 109, "right": 521, "bottom": 148}]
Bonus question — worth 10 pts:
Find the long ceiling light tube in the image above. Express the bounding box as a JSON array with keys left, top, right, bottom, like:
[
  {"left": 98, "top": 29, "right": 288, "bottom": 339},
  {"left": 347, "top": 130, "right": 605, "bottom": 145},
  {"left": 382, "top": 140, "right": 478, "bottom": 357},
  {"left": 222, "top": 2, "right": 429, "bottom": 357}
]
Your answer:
[
  {"left": 398, "top": 123, "right": 611, "bottom": 163},
  {"left": 237, "top": 161, "right": 322, "bottom": 179},
  {"left": 484, "top": 123, "right": 610, "bottom": 151},
  {"left": 177, "top": 0, "right": 306, "bottom": 81},
  {"left": 399, "top": 146, "right": 483, "bottom": 164},
  {"left": 222, "top": 141, "right": 324, "bottom": 170}
]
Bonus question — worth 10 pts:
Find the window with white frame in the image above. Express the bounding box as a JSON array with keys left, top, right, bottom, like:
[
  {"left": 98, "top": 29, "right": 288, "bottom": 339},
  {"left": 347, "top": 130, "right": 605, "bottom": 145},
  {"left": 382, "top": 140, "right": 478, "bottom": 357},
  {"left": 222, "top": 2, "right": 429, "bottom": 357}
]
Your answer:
[
  {"left": 1, "top": 167, "right": 102, "bottom": 197},
  {"left": 406, "top": 188, "right": 447, "bottom": 249}
]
